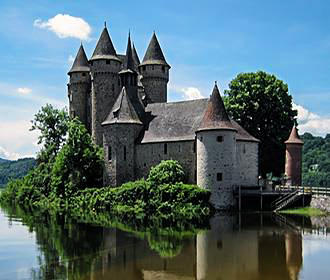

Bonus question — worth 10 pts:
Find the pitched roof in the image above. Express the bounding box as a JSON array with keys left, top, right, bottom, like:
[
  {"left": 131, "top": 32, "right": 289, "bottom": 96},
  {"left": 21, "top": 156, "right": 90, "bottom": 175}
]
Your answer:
[
  {"left": 197, "top": 84, "right": 236, "bottom": 132},
  {"left": 140, "top": 33, "right": 170, "bottom": 67},
  {"left": 102, "top": 87, "right": 142, "bottom": 126},
  {"left": 285, "top": 126, "right": 304, "bottom": 145},
  {"left": 119, "top": 33, "right": 137, "bottom": 75},
  {"left": 90, "top": 26, "right": 120, "bottom": 62},
  {"left": 68, "top": 44, "right": 90, "bottom": 74},
  {"left": 132, "top": 43, "right": 140, "bottom": 70},
  {"left": 140, "top": 99, "right": 258, "bottom": 143}
]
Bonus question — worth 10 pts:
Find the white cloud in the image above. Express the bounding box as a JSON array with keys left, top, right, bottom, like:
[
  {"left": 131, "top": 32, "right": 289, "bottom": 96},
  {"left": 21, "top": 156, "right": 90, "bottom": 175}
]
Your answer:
[
  {"left": 0, "top": 146, "right": 19, "bottom": 160},
  {"left": 293, "top": 103, "right": 330, "bottom": 136},
  {"left": 34, "top": 14, "right": 91, "bottom": 40},
  {"left": 17, "top": 87, "right": 32, "bottom": 95},
  {"left": 68, "top": 55, "right": 75, "bottom": 64},
  {"left": 181, "top": 87, "right": 204, "bottom": 100}
]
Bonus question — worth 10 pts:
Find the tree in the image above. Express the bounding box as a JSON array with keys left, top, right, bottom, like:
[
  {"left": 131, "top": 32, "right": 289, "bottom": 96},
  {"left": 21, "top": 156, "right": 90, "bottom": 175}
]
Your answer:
[
  {"left": 223, "top": 71, "right": 297, "bottom": 177},
  {"left": 30, "top": 104, "right": 69, "bottom": 163},
  {"left": 51, "top": 119, "right": 103, "bottom": 198}
]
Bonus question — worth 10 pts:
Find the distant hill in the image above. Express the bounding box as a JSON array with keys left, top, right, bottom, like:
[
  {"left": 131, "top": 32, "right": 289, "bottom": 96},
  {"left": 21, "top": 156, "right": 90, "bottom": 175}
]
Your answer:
[
  {"left": 0, "top": 157, "right": 36, "bottom": 187},
  {"left": 301, "top": 133, "right": 330, "bottom": 187}
]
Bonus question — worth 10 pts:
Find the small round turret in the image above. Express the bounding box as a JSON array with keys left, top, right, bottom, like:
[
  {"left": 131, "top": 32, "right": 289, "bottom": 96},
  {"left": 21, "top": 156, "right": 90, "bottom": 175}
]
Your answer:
[
  {"left": 67, "top": 44, "right": 91, "bottom": 129},
  {"left": 138, "top": 32, "right": 170, "bottom": 103},
  {"left": 285, "top": 126, "right": 304, "bottom": 186},
  {"left": 196, "top": 83, "right": 237, "bottom": 210}
]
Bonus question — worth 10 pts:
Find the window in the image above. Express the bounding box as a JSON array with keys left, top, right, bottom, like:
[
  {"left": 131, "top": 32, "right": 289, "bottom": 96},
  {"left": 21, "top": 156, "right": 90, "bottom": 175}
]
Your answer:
[
  {"left": 82, "top": 73, "right": 86, "bottom": 77},
  {"left": 106, "top": 60, "right": 110, "bottom": 64},
  {"left": 124, "top": 146, "right": 127, "bottom": 161},
  {"left": 108, "top": 146, "right": 112, "bottom": 161},
  {"left": 193, "top": 141, "right": 196, "bottom": 153},
  {"left": 69, "top": 94, "right": 73, "bottom": 102},
  {"left": 217, "top": 136, "right": 223, "bottom": 142},
  {"left": 164, "top": 143, "right": 167, "bottom": 155},
  {"left": 112, "top": 84, "right": 115, "bottom": 91},
  {"left": 162, "top": 66, "right": 165, "bottom": 72},
  {"left": 142, "top": 65, "right": 146, "bottom": 71},
  {"left": 217, "top": 173, "right": 223, "bottom": 181},
  {"left": 152, "top": 66, "right": 154, "bottom": 70},
  {"left": 90, "top": 61, "right": 93, "bottom": 66}
]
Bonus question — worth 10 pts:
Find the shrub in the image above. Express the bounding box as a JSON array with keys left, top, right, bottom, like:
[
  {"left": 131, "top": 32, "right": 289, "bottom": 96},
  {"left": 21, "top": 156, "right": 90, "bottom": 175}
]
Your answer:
[{"left": 147, "top": 160, "right": 185, "bottom": 186}]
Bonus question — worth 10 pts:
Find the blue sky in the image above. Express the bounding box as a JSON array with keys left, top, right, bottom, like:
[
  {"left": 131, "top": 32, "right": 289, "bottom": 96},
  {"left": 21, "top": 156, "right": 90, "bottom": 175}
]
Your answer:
[{"left": 0, "top": 0, "right": 330, "bottom": 159}]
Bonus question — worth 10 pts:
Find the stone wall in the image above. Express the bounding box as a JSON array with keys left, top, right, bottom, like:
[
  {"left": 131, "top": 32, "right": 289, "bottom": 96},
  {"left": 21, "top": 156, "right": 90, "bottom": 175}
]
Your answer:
[
  {"left": 236, "top": 141, "right": 259, "bottom": 187},
  {"left": 135, "top": 140, "right": 196, "bottom": 183},
  {"left": 196, "top": 130, "right": 236, "bottom": 210},
  {"left": 91, "top": 59, "right": 121, "bottom": 145},
  {"left": 310, "top": 195, "right": 330, "bottom": 213},
  {"left": 68, "top": 72, "right": 91, "bottom": 128}
]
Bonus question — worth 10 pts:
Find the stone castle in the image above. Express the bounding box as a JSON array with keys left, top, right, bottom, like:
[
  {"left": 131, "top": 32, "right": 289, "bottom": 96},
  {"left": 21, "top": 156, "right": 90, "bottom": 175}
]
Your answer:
[{"left": 67, "top": 25, "right": 301, "bottom": 209}]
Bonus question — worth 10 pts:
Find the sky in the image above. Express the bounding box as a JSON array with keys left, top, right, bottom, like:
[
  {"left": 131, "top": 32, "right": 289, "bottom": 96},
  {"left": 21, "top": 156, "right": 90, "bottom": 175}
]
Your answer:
[{"left": 0, "top": 0, "right": 330, "bottom": 159}]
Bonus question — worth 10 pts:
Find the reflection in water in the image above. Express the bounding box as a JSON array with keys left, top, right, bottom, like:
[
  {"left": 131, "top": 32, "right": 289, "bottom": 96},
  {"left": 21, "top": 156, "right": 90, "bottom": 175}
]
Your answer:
[{"left": 0, "top": 206, "right": 310, "bottom": 280}]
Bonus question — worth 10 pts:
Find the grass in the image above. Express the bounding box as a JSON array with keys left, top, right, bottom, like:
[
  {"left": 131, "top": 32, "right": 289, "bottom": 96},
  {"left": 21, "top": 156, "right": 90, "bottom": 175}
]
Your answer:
[{"left": 280, "top": 207, "right": 328, "bottom": 217}]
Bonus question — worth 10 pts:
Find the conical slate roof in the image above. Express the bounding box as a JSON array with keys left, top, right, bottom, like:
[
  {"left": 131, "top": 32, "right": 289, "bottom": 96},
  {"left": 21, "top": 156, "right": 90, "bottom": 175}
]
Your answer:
[
  {"left": 91, "top": 26, "right": 120, "bottom": 62},
  {"left": 197, "top": 83, "right": 236, "bottom": 131},
  {"left": 68, "top": 44, "right": 90, "bottom": 74},
  {"left": 132, "top": 43, "right": 140, "bottom": 71},
  {"left": 285, "top": 126, "right": 304, "bottom": 145},
  {"left": 140, "top": 33, "right": 170, "bottom": 67},
  {"left": 102, "top": 87, "right": 142, "bottom": 126},
  {"left": 119, "top": 33, "right": 136, "bottom": 74}
]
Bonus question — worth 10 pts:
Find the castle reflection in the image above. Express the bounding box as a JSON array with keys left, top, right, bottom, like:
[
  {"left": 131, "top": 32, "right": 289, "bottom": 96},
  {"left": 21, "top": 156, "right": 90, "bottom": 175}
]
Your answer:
[{"left": 75, "top": 214, "right": 303, "bottom": 280}]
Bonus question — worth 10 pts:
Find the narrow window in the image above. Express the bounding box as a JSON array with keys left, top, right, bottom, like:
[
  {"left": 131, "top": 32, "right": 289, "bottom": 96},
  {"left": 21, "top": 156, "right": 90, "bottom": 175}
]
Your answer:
[
  {"left": 106, "top": 59, "right": 110, "bottom": 64},
  {"left": 162, "top": 66, "right": 165, "bottom": 72},
  {"left": 193, "top": 141, "right": 196, "bottom": 153},
  {"left": 69, "top": 94, "right": 73, "bottom": 102},
  {"left": 90, "top": 61, "right": 93, "bottom": 66},
  {"left": 194, "top": 170, "right": 197, "bottom": 181},
  {"left": 108, "top": 146, "right": 112, "bottom": 161},
  {"left": 164, "top": 143, "right": 167, "bottom": 155},
  {"left": 112, "top": 84, "right": 115, "bottom": 91},
  {"left": 178, "top": 144, "right": 181, "bottom": 153},
  {"left": 152, "top": 66, "right": 154, "bottom": 70},
  {"left": 217, "top": 136, "right": 223, "bottom": 142},
  {"left": 82, "top": 73, "right": 86, "bottom": 77},
  {"left": 217, "top": 173, "right": 223, "bottom": 181},
  {"left": 142, "top": 65, "right": 146, "bottom": 71},
  {"left": 124, "top": 146, "right": 127, "bottom": 161}
]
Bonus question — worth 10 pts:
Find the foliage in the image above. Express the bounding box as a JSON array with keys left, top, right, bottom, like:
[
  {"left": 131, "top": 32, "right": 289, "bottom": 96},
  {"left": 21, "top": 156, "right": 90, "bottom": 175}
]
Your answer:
[
  {"left": 223, "top": 71, "right": 297, "bottom": 177},
  {"left": 31, "top": 104, "right": 69, "bottom": 163},
  {"left": 301, "top": 133, "right": 330, "bottom": 187},
  {"left": 0, "top": 157, "right": 36, "bottom": 187},
  {"left": 51, "top": 119, "right": 103, "bottom": 198},
  {"left": 147, "top": 159, "right": 185, "bottom": 186},
  {"left": 280, "top": 207, "right": 327, "bottom": 216}
]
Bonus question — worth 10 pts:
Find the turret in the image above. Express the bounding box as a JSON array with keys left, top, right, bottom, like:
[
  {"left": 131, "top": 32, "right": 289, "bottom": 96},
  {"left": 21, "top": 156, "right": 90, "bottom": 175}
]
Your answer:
[
  {"left": 90, "top": 24, "right": 122, "bottom": 145},
  {"left": 138, "top": 32, "right": 170, "bottom": 103},
  {"left": 196, "top": 83, "right": 237, "bottom": 210},
  {"left": 285, "top": 126, "right": 304, "bottom": 186},
  {"left": 67, "top": 44, "right": 91, "bottom": 129},
  {"left": 102, "top": 87, "right": 143, "bottom": 186}
]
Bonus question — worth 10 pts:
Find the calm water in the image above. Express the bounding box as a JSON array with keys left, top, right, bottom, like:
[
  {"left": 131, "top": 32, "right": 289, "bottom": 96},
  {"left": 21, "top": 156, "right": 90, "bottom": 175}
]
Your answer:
[{"left": 1, "top": 206, "right": 330, "bottom": 280}]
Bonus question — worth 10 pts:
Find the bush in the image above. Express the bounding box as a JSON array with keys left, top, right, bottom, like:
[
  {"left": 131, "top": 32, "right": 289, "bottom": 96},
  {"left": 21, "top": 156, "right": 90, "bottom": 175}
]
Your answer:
[{"left": 147, "top": 160, "right": 185, "bottom": 186}]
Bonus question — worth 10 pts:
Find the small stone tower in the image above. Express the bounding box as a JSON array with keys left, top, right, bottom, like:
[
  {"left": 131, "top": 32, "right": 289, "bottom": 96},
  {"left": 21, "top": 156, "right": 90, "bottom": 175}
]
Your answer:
[
  {"left": 285, "top": 126, "right": 304, "bottom": 186},
  {"left": 67, "top": 44, "right": 91, "bottom": 129},
  {"left": 196, "top": 83, "right": 237, "bottom": 210},
  {"left": 90, "top": 24, "right": 122, "bottom": 145},
  {"left": 138, "top": 33, "right": 170, "bottom": 103},
  {"left": 102, "top": 87, "right": 143, "bottom": 186}
]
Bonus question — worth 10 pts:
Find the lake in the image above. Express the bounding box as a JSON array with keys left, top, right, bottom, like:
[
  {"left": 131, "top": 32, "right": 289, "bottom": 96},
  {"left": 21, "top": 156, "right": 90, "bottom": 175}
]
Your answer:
[{"left": 1, "top": 205, "right": 330, "bottom": 280}]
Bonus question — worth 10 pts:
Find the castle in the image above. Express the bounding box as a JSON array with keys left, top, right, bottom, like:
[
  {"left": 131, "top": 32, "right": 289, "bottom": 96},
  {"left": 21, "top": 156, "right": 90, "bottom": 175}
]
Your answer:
[{"left": 68, "top": 25, "right": 262, "bottom": 209}]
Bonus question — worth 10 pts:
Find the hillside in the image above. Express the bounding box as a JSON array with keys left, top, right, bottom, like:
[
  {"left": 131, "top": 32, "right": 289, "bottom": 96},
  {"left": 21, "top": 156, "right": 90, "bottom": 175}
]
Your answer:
[
  {"left": 301, "top": 133, "right": 330, "bottom": 187},
  {"left": 0, "top": 158, "right": 36, "bottom": 187}
]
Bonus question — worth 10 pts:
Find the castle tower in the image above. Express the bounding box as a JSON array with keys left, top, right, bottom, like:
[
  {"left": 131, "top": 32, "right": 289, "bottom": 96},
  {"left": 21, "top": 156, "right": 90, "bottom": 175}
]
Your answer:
[
  {"left": 285, "top": 126, "right": 304, "bottom": 186},
  {"left": 102, "top": 87, "right": 143, "bottom": 186},
  {"left": 90, "top": 24, "right": 122, "bottom": 145},
  {"left": 138, "top": 33, "right": 170, "bottom": 103},
  {"left": 67, "top": 44, "right": 91, "bottom": 129},
  {"left": 196, "top": 83, "right": 237, "bottom": 210}
]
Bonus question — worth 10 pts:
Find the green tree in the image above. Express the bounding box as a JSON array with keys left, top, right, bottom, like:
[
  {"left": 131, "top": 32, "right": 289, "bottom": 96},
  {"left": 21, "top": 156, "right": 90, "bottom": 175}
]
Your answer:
[
  {"left": 147, "top": 160, "right": 185, "bottom": 186},
  {"left": 51, "top": 119, "right": 103, "bottom": 198},
  {"left": 224, "top": 71, "right": 297, "bottom": 177}
]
